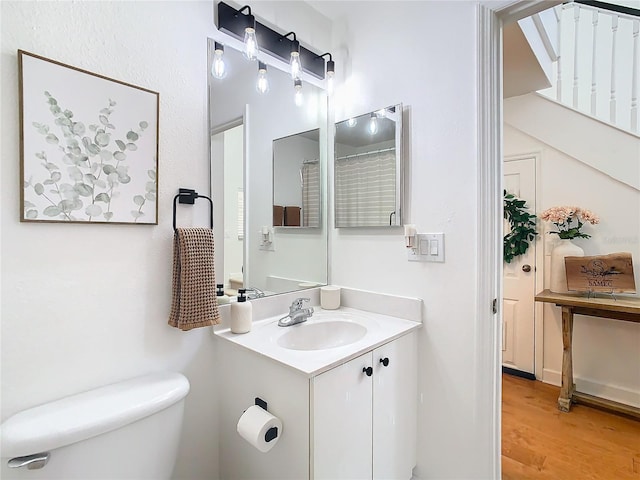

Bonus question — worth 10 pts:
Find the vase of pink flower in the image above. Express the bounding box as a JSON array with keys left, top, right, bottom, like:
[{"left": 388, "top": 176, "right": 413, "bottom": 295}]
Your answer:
[{"left": 540, "top": 206, "right": 600, "bottom": 293}]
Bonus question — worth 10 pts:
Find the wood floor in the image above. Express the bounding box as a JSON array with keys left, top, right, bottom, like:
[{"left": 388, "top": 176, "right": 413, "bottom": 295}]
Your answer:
[{"left": 502, "top": 373, "right": 640, "bottom": 479}]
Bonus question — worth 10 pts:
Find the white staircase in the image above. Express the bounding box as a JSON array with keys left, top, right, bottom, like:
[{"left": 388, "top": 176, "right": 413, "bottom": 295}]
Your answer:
[{"left": 504, "top": 92, "right": 640, "bottom": 189}]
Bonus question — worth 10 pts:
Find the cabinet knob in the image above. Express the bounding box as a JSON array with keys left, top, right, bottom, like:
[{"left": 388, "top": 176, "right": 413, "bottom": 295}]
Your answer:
[
  {"left": 379, "top": 357, "right": 390, "bottom": 367},
  {"left": 362, "top": 366, "right": 373, "bottom": 377}
]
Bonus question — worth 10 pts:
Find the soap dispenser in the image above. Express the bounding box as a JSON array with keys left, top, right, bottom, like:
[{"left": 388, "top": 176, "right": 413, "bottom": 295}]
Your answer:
[
  {"left": 230, "top": 288, "right": 252, "bottom": 334},
  {"left": 216, "top": 284, "right": 230, "bottom": 305}
]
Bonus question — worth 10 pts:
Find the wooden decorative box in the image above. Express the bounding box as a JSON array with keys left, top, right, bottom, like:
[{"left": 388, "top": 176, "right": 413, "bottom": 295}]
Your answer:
[{"left": 565, "top": 252, "right": 636, "bottom": 293}]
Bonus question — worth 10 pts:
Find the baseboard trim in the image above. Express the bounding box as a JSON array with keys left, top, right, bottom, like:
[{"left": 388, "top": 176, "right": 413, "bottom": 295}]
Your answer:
[
  {"left": 542, "top": 368, "right": 562, "bottom": 386},
  {"left": 502, "top": 366, "right": 536, "bottom": 380},
  {"left": 542, "top": 368, "right": 640, "bottom": 408}
]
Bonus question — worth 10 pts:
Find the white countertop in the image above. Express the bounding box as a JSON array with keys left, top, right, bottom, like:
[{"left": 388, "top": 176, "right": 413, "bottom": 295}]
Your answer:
[{"left": 214, "top": 306, "right": 421, "bottom": 377}]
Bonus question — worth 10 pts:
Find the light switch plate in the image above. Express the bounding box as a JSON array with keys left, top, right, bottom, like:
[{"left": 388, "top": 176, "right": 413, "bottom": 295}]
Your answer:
[{"left": 407, "top": 233, "right": 444, "bottom": 262}]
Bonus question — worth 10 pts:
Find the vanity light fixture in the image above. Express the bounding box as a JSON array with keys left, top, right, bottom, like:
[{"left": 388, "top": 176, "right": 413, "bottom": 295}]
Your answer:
[
  {"left": 216, "top": 2, "right": 331, "bottom": 80},
  {"left": 238, "top": 5, "right": 259, "bottom": 61},
  {"left": 256, "top": 62, "right": 269, "bottom": 94},
  {"left": 294, "top": 78, "right": 303, "bottom": 106},
  {"left": 211, "top": 42, "right": 227, "bottom": 79},
  {"left": 368, "top": 113, "right": 378, "bottom": 135}
]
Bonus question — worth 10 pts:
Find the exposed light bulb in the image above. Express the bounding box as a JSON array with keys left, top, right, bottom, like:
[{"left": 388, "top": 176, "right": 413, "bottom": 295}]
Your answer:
[
  {"left": 244, "top": 27, "right": 258, "bottom": 61},
  {"left": 211, "top": 43, "right": 226, "bottom": 79},
  {"left": 294, "top": 79, "right": 303, "bottom": 106},
  {"left": 290, "top": 51, "right": 302, "bottom": 80},
  {"left": 326, "top": 71, "right": 334, "bottom": 94},
  {"left": 368, "top": 114, "right": 378, "bottom": 135},
  {"left": 346, "top": 118, "right": 357, "bottom": 128},
  {"left": 256, "top": 62, "right": 269, "bottom": 94}
]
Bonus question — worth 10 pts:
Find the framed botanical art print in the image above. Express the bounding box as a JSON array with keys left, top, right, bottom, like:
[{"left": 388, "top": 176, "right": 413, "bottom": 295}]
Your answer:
[{"left": 19, "top": 50, "right": 159, "bottom": 224}]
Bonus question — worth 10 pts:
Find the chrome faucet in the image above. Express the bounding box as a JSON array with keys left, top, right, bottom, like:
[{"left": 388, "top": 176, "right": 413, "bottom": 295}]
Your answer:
[
  {"left": 278, "top": 298, "right": 314, "bottom": 327},
  {"left": 244, "top": 287, "right": 265, "bottom": 299}
]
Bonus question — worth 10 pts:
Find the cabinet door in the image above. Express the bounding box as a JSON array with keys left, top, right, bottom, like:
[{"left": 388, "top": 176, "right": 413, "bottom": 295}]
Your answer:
[
  {"left": 373, "top": 333, "right": 418, "bottom": 479},
  {"left": 312, "top": 352, "right": 373, "bottom": 480}
]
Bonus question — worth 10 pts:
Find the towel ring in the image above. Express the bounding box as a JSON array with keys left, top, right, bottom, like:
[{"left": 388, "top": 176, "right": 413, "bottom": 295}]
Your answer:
[{"left": 173, "top": 188, "right": 213, "bottom": 231}]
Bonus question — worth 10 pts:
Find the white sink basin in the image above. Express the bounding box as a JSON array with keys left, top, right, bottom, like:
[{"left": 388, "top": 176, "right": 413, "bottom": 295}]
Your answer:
[{"left": 277, "top": 321, "right": 367, "bottom": 351}]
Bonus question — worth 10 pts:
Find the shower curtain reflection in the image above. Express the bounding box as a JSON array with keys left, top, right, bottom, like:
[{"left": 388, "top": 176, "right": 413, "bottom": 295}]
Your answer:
[
  {"left": 334, "top": 149, "right": 396, "bottom": 227},
  {"left": 301, "top": 160, "right": 320, "bottom": 227}
]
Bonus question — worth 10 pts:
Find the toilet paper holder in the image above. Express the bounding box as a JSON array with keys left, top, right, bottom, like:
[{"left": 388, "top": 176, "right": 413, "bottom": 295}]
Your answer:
[{"left": 254, "top": 397, "right": 278, "bottom": 443}]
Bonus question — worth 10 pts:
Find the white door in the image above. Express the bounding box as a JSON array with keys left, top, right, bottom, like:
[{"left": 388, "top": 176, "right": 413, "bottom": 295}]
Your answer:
[
  {"left": 312, "top": 352, "right": 373, "bottom": 480},
  {"left": 503, "top": 157, "right": 536, "bottom": 374},
  {"left": 373, "top": 333, "right": 417, "bottom": 480}
]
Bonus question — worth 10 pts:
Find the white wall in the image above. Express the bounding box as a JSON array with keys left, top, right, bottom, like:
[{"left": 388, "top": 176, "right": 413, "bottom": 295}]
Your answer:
[
  {"left": 273, "top": 134, "right": 319, "bottom": 207},
  {"left": 504, "top": 123, "right": 640, "bottom": 407},
  {"left": 1, "top": 2, "right": 219, "bottom": 479},
  {"left": 336, "top": 139, "right": 396, "bottom": 157},
  {"left": 326, "top": 2, "right": 494, "bottom": 478}
]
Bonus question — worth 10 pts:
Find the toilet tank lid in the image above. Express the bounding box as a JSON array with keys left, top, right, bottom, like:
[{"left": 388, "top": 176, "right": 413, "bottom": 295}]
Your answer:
[{"left": 0, "top": 372, "right": 190, "bottom": 458}]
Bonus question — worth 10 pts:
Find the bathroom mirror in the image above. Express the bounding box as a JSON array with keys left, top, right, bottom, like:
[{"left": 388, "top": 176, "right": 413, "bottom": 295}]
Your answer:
[
  {"left": 334, "top": 104, "right": 403, "bottom": 228},
  {"left": 208, "top": 39, "right": 328, "bottom": 297},
  {"left": 272, "top": 129, "right": 321, "bottom": 228}
]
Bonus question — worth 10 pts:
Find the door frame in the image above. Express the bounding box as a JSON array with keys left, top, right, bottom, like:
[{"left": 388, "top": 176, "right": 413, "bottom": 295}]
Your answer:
[
  {"left": 478, "top": 2, "right": 562, "bottom": 477},
  {"left": 210, "top": 117, "right": 245, "bottom": 290},
  {"left": 504, "top": 152, "right": 544, "bottom": 379}
]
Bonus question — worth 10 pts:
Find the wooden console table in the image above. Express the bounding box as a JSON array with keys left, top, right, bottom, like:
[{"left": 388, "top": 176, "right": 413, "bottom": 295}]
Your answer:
[{"left": 535, "top": 289, "right": 640, "bottom": 418}]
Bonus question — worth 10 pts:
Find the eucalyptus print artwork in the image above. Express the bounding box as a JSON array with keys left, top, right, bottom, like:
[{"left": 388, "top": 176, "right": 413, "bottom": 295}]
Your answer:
[{"left": 19, "top": 50, "right": 159, "bottom": 224}]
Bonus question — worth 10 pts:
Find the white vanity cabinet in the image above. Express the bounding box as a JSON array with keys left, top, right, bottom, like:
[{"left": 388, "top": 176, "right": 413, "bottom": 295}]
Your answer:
[
  {"left": 215, "top": 303, "right": 421, "bottom": 480},
  {"left": 311, "top": 332, "right": 418, "bottom": 480}
]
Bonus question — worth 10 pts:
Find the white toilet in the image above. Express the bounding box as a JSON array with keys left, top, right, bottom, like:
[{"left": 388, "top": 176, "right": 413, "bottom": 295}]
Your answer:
[{"left": 0, "top": 372, "right": 190, "bottom": 480}]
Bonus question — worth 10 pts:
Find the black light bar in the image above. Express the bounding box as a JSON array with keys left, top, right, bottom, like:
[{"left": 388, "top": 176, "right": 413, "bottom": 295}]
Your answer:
[{"left": 216, "top": 1, "right": 327, "bottom": 80}]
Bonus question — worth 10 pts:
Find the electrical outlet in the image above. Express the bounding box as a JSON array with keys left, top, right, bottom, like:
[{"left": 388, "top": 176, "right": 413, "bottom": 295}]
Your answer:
[{"left": 258, "top": 227, "right": 275, "bottom": 251}]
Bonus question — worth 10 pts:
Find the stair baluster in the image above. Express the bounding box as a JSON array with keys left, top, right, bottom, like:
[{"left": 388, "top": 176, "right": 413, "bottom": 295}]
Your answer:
[
  {"left": 573, "top": 6, "right": 581, "bottom": 109},
  {"left": 591, "top": 10, "right": 599, "bottom": 116},
  {"left": 610, "top": 15, "right": 618, "bottom": 124},
  {"left": 631, "top": 19, "right": 639, "bottom": 133}
]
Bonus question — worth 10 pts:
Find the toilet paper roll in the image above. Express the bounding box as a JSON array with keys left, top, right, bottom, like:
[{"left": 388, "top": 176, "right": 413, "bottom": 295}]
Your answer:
[{"left": 237, "top": 405, "right": 283, "bottom": 453}]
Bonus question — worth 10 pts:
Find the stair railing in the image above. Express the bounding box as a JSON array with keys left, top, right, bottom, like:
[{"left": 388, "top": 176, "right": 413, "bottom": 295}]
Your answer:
[{"left": 542, "top": 2, "right": 639, "bottom": 134}]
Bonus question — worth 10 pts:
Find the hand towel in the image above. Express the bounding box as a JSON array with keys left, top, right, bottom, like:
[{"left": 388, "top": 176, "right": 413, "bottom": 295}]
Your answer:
[{"left": 168, "top": 228, "right": 220, "bottom": 331}]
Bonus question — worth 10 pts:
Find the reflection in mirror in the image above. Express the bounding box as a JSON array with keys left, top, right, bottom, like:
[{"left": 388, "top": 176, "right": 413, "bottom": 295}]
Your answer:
[
  {"left": 273, "top": 129, "right": 321, "bottom": 228},
  {"left": 208, "top": 38, "right": 328, "bottom": 298},
  {"left": 334, "top": 105, "right": 403, "bottom": 228},
  {"left": 215, "top": 124, "right": 244, "bottom": 294}
]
